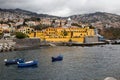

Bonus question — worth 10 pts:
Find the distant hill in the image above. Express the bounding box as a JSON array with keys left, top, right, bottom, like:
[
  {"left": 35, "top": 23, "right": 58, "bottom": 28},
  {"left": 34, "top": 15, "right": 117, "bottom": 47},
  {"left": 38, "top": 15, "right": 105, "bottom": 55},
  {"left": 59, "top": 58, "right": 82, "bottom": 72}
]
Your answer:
[
  {"left": 0, "top": 8, "right": 59, "bottom": 19},
  {"left": 0, "top": 8, "right": 120, "bottom": 29},
  {"left": 70, "top": 12, "right": 120, "bottom": 29}
]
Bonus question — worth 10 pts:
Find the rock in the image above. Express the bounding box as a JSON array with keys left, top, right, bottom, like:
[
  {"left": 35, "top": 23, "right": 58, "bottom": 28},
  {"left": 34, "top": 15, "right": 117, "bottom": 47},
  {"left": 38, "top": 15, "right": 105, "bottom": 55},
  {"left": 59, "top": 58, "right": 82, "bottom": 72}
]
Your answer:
[{"left": 104, "top": 77, "right": 117, "bottom": 80}]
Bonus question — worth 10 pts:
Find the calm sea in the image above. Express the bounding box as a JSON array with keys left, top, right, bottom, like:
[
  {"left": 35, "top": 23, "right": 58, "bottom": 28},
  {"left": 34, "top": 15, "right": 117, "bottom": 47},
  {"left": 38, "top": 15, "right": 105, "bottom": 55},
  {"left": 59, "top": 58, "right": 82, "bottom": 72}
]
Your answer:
[{"left": 0, "top": 45, "right": 120, "bottom": 80}]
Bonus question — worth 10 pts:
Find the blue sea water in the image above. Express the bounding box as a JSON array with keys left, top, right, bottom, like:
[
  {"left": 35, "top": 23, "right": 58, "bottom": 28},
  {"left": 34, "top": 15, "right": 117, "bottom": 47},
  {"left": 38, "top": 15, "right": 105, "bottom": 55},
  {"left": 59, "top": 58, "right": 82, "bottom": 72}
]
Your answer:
[{"left": 0, "top": 45, "right": 120, "bottom": 80}]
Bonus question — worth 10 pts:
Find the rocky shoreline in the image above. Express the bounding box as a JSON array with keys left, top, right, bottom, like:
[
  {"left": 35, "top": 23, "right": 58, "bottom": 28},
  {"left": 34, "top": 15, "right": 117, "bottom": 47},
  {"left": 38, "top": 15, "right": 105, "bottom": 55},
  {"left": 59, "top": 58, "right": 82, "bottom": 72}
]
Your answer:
[{"left": 0, "top": 38, "right": 41, "bottom": 52}]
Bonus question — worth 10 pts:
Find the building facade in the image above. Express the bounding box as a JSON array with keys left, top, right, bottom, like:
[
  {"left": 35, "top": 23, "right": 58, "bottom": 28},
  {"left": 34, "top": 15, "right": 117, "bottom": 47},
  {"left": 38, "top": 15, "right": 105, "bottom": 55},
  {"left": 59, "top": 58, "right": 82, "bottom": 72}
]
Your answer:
[
  {"left": 28, "top": 26, "right": 96, "bottom": 43},
  {"left": 17, "top": 26, "right": 34, "bottom": 34}
]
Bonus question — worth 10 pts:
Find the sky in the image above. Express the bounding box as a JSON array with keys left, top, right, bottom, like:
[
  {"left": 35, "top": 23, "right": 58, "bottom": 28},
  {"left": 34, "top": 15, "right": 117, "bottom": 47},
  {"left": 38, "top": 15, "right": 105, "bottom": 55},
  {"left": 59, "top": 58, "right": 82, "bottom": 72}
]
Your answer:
[{"left": 0, "top": 0, "right": 120, "bottom": 17}]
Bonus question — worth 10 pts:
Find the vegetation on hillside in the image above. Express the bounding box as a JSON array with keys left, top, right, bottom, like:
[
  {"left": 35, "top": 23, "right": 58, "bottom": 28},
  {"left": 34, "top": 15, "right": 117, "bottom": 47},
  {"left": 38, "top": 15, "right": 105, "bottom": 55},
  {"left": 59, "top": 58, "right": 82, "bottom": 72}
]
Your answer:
[
  {"left": 100, "top": 27, "right": 120, "bottom": 39},
  {"left": 71, "top": 23, "right": 82, "bottom": 27},
  {"left": 24, "top": 17, "right": 41, "bottom": 22},
  {"left": 30, "top": 24, "right": 50, "bottom": 30}
]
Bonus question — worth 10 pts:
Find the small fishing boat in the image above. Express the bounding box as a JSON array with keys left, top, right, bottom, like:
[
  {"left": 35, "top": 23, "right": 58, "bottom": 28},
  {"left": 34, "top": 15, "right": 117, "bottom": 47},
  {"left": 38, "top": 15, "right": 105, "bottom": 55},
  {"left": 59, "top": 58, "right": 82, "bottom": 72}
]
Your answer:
[
  {"left": 17, "top": 60, "right": 38, "bottom": 68},
  {"left": 52, "top": 55, "right": 63, "bottom": 62},
  {"left": 4, "top": 58, "right": 24, "bottom": 65}
]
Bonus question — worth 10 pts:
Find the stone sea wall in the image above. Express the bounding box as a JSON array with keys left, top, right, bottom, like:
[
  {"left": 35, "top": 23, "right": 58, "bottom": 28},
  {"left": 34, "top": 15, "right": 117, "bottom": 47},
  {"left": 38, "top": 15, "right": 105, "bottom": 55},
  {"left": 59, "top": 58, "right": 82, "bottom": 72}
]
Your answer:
[{"left": 13, "top": 38, "right": 41, "bottom": 50}]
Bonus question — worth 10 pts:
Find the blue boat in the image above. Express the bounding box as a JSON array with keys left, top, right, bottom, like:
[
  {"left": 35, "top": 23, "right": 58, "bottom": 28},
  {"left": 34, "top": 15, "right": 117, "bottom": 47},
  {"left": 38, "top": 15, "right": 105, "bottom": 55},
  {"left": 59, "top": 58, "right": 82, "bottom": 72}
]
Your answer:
[
  {"left": 17, "top": 60, "right": 38, "bottom": 68},
  {"left": 52, "top": 55, "right": 63, "bottom": 62},
  {"left": 4, "top": 58, "right": 24, "bottom": 65}
]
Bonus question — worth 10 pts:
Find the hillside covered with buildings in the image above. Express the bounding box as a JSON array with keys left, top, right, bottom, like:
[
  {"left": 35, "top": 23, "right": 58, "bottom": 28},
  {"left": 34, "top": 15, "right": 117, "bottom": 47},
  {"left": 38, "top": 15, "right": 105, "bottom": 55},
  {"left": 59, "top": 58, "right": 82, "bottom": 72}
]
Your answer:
[{"left": 0, "top": 8, "right": 120, "bottom": 40}]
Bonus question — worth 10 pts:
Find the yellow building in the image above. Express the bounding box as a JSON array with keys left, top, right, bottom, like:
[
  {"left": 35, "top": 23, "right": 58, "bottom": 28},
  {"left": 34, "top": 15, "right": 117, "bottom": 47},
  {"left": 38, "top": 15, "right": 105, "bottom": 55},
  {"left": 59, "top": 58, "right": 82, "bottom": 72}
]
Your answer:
[
  {"left": 17, "top": 26, "right": 34, "bottom": 34},
  {"left": 28, "top": 26, "right": 95, "bottom": 43}
]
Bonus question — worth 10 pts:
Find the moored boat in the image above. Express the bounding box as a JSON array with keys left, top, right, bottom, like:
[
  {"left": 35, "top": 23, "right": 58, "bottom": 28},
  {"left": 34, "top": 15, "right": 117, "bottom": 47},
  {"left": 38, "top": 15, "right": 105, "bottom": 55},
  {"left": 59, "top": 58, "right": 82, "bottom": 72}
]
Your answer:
[
  {"left": 4, "top": 58, "right": 24, "bottom": 65},
  {"left": 17, "top": 60, "right": 38, "bottom": 68},
  {"left": 52, "top": 55, "right": 63, "bottom": 62}
]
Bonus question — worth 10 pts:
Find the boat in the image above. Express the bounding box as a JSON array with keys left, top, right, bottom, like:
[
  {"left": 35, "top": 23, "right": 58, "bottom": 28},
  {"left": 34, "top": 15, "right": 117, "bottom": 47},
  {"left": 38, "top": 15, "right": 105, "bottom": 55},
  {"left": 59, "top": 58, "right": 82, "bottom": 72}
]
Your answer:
[
  {"left": 52, "top": 55, "right": 63, "bottom": 62},
  {"left": 17, "top": 60, "right": 38, "bottom": 68},
  {"left": 4, "top": 58, "right": 24, "bottom": 65}
]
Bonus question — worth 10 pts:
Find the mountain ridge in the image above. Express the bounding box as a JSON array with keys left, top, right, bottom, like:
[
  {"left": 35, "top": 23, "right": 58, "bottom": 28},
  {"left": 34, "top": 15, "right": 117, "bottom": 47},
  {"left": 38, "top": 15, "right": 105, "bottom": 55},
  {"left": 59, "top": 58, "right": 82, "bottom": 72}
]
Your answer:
[
  {"left": 70, "top": 12, "right": 120, "bottom": 29},
  {"left": 0, "top": 8, "right": 59, "bottom": 18}
]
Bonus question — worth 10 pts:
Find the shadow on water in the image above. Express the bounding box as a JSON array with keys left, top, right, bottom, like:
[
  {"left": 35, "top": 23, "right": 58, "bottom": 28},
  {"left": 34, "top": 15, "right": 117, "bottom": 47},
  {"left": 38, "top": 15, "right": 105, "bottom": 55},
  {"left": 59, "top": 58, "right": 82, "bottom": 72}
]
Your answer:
[{"left": 17, "top": 65, "right": 38, "bottom": 69}]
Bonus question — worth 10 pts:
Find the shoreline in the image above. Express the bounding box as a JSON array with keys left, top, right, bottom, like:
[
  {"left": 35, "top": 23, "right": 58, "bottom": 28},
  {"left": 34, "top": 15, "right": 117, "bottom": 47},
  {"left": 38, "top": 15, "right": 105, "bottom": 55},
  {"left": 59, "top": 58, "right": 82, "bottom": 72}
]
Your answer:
[
  {"left": 13, "top": 42, "right": 109, "bottom": 51},
  {"left": 1, "top": 41, "right": 120, "bottom": 52}
]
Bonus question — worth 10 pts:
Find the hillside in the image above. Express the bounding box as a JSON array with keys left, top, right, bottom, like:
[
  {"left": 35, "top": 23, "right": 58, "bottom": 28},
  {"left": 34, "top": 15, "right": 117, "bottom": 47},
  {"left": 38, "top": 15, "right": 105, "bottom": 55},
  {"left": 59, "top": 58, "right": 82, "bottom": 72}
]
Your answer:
[
  {"left": 0, "top": 8, "right": 58, "bottom": 19},
  {"left": 70, "top": 12, "right": 120, "bottom": 29},
  {"left": 0, "top": 8, "right": 120, "bottom": 29}
]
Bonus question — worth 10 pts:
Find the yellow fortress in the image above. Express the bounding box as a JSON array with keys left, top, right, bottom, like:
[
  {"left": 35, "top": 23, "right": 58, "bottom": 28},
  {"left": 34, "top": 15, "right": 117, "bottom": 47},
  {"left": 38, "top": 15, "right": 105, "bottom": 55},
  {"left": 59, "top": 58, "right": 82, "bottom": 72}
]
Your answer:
[{"left": 28, "top": 26, "right": 96, "bottom": 43}]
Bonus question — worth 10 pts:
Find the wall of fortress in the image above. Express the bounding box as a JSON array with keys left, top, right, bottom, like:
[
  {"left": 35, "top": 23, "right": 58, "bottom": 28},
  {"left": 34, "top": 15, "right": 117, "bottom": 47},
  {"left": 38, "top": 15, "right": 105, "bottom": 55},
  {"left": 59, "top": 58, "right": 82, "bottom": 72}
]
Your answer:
[{"left": 13, "top": 38, "right": 41, "bottom": 47}]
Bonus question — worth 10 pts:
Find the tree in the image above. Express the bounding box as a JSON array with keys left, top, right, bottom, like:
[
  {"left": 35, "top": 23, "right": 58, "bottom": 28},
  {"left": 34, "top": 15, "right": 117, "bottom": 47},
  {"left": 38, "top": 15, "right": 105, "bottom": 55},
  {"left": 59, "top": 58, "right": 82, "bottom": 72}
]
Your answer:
[
  {"left": 0, "top": 33, "right": 3, "bottom": 39},
  {"left": 89, "top": 25, "right": 95, "bottom": 29},
  {"left": 62, "top": 30, "right": 68, "bottom": 36},
  {"left": 71, "top": 23, "right": 82, "bottom": 27},
  {"left": 31, "top": 24, "right": 50, "bottom": 30},
  {"left": 23, "top": 20, "right": 27, "bottom": 26},
  {"left": 36, "top": 18, "right": 41, "bottom": 21},
  {"left": 51, "top": 19, "right": 56, "bottom": 27},
  {"left": 15, "top": 32, "right": 28, "bottom": 39}
]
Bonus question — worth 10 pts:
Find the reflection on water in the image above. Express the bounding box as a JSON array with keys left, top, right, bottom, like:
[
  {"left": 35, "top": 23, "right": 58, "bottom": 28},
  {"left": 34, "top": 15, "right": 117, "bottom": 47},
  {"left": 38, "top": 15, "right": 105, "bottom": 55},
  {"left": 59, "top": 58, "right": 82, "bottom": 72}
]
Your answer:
[{"left": 0, "top": 45, "right": 120, "bottom": 80}]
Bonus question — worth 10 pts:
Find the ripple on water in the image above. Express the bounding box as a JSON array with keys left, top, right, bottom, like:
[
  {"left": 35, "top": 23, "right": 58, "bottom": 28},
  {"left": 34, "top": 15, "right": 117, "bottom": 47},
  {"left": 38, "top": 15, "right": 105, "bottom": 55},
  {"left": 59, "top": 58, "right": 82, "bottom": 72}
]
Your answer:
[{"left": 0, "top": 45, "right": 120, "bottom": 80}]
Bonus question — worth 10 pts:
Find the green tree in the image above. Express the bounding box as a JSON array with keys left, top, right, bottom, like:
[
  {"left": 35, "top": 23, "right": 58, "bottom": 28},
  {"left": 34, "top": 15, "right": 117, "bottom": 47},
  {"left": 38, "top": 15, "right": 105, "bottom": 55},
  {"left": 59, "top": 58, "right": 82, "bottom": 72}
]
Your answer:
[
  {"left": 31, "top": 24, "right": 50, "bottom": 30},
  {"left": 89, "top": 25, "right": 95, "bottom": 29},
  {"left": 71, "top": 23, "right": 82, "bottom": 27},
  {"left": 0, "top": 33, "right": 3, "bottom": 39},
  {"left": 15, "top": 32, "right": 28, "bottom": 39},
  {"left": 36, "top": 18, "right": 41, "bottom": 21},
  {"left": 62, "top": 30, "right": 68, "bottom": 36}
]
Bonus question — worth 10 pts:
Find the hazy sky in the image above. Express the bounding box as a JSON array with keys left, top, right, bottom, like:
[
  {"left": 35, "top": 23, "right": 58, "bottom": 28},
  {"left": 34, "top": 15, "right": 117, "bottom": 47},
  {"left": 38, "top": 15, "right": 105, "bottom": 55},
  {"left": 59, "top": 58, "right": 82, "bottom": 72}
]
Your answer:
[{"left": 0, "top": 0, "right": 120, "bottom": 16}]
